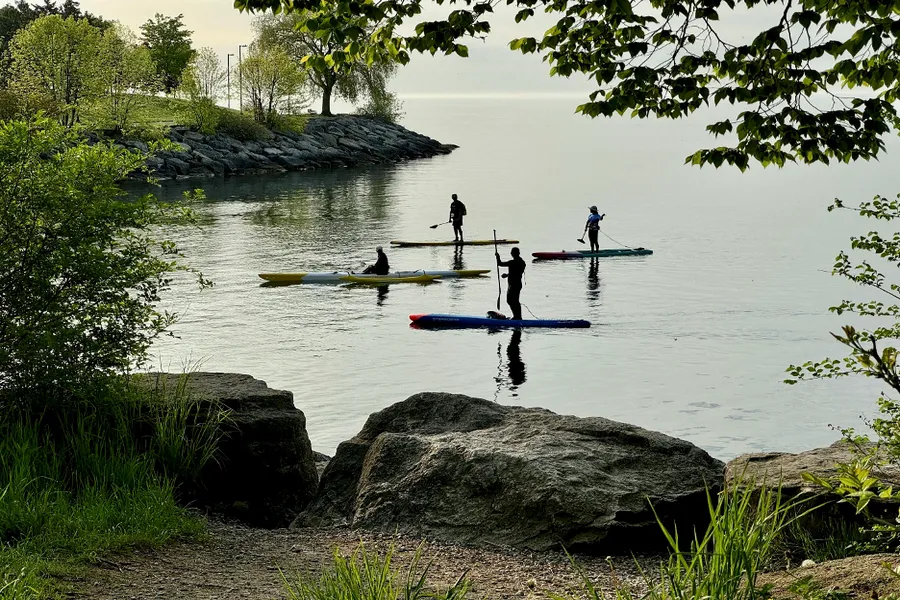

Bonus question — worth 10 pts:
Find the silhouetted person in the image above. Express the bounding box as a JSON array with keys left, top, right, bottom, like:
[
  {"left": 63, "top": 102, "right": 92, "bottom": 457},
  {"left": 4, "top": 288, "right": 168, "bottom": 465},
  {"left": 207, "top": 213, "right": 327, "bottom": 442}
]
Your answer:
[
  {"left": 449, "top": 193, "right": 466, "bottom": 242},
  {"left": 496, "top": 247, "right": 526, "bottom": 320},
  {"left": 363, "top": 246, "right": 389, "bottom": 275}
]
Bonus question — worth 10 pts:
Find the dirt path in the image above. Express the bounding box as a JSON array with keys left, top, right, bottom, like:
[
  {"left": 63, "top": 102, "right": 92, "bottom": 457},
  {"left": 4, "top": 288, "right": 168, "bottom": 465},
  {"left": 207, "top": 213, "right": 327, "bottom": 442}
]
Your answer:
[{"left": 73, "top": 521, "right": 652, "bottom": 600}]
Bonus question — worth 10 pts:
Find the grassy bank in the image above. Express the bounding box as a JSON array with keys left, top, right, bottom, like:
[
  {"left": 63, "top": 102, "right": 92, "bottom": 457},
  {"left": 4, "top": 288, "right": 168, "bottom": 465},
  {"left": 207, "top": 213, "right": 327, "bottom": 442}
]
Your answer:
[
  {"left": 79, "top": 94, "right": 309, "bottom": 141},
  {"left": 0, "top": 378, "right": 229, "bottom": 599}
]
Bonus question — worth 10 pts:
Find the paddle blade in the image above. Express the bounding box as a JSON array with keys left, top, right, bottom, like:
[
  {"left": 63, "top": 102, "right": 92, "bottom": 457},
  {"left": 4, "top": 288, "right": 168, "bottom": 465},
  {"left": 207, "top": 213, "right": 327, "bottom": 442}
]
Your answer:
[
  {"left": 430, "top": 224, "right": 439, "bottom": 229},
  {"left": 576, "top": 238, "right": 585, "bottom": 244}
]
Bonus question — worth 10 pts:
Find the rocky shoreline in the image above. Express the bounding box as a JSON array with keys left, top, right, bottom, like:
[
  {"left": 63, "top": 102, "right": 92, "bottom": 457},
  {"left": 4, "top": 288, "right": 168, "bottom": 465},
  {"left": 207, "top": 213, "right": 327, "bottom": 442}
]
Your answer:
[
  {"left": 95, "top": 372, "right": 900, "bottom": 600},
  {"left": 117, "top": 115, "right": 456, "bottom": 180}
]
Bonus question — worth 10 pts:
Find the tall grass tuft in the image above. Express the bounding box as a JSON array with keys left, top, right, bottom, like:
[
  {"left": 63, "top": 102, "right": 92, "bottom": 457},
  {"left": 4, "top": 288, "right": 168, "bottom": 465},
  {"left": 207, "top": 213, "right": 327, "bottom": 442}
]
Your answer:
[
  {"left": 281, "top": 542, "right": 472, "bottom": 600},
  {"left": 0, "top": 372, "right": 228, "bottom": 598},
  {"left": 553, "top": 481, "right": 818, "bottom": 600}
]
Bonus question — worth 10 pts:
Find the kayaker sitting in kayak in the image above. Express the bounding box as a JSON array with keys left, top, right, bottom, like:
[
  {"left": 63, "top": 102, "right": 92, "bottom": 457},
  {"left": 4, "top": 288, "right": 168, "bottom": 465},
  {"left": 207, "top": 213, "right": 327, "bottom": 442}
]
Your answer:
[
  {"left": 449, "top": 193, "right": 466, "bottom": 243},
  {"left": 496, "top": 247, "right": 526, "bottom": 320},
  {"left": 584, "top": 205, "right": 605, "bottom": 252},
  {"left": 362, "top": 246, "right": 390, "bottom": 275}
]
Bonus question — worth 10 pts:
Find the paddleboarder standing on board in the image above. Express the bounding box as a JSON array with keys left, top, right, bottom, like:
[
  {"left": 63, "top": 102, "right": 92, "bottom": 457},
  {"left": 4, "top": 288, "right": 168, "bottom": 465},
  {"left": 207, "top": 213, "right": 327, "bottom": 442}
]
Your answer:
[
  {"left": 449, "top": 194, "right": 466, "bottom": 243},
  {"left": 584, "top": 205, "right": 605, "bottom": 252},
  {"left": 496, "top": 247, "right": 526, "bottom": 320},
  {"left": 362, "top": 246, "right": 390, "bottom": 275}
]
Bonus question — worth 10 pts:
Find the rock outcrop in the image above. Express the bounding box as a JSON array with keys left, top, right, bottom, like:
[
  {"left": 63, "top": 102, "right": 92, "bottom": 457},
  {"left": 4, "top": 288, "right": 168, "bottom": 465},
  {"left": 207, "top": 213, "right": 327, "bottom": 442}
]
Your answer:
[
  {"left": 293, "top": 392, "right": 725, "bottom": 553},
  {"left": 139, "top": 372, "right": 319, "bottom": 528},
  {"left": 121, "top": 115, "right": 455, "bottom": 180},
  {"left": 726, "top": 440, "right": 900, "bottom": 495}
]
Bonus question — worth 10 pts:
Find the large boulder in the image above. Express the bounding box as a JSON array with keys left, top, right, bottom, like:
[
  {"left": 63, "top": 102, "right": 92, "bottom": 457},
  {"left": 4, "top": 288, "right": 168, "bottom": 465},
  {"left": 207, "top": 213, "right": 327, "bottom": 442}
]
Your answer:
[
  {"left": 293, "top": 392, "right": 725, "bottom": 553},
  {"left": 139, "top": 372, "right": 319, "bottom": 528}
]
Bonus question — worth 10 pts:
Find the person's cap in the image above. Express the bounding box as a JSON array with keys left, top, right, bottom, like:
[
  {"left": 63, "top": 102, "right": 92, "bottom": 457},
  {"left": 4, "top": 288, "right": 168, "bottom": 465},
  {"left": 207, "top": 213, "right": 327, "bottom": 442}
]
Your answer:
[
  {"left": 376, "top": 245, "right": 383, "bottom": 251},
  {"left": 589, "top": 205, "right": 598, "bottom": 211}
]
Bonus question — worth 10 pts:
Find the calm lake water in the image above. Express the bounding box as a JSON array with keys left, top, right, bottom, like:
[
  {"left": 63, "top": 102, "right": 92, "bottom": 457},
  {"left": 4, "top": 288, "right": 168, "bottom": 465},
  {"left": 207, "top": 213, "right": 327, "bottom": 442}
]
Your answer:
[{"left": 148, "top": 95, "right": 896, "bottom": 461}]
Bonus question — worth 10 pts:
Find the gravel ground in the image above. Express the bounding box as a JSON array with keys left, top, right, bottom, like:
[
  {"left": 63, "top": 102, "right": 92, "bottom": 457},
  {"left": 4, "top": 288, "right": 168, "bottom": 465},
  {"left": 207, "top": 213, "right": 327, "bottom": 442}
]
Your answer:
[{"left": 73, "top": 521, "right": 655, "bottom": 600}]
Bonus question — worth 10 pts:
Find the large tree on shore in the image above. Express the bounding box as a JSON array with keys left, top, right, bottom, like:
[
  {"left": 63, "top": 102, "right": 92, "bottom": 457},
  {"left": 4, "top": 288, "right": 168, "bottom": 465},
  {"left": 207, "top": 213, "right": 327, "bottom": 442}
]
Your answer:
[
  {"left": 235, "top": 0, "right": 900, "bottom": 169},
  {"left": 253, "top": 12, "right": 397, "bottom": 116},
  {"left": 140, "top": 13, "right": 195, "bottom": 94}
]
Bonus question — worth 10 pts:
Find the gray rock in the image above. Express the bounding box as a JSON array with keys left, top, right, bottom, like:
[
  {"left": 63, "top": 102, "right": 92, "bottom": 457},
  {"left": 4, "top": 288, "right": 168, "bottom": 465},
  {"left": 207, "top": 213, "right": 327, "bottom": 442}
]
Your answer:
[
  {"left": 127, "top": 114, "right": 457, "bottom": 180},
  {"left": 125, "top": 140, "right": 150, "bottom": 153},
  {"left": 182, "top": 130, "right": 205, "bottom": 142},
  {"left": 273, "top": 153, "right": 307, "bottom": 169},
  {"left": 136, "top": 372, "right": 319, "bottom": 528},
  {"left": 294, "top": 392, "right": 724, "bottom": 554},
  {"left": 338, "top": 137, "right": 364, "bottom": 151},
  {"left": 726, "top": 441, "right": 900, "bottom": 496},
  {"left": 313, "top": 452, "right": 331, "bottom": 481},
  {"left": 166, "top": 157, "right": 191, "bottom": 175}
]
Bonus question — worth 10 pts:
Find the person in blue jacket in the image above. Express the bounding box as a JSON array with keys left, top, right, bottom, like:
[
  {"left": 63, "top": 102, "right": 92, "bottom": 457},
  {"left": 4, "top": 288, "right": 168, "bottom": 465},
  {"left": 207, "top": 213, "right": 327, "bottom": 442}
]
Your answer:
[{"left": 583, "top": 205, "right": 605, "bottom": 252}]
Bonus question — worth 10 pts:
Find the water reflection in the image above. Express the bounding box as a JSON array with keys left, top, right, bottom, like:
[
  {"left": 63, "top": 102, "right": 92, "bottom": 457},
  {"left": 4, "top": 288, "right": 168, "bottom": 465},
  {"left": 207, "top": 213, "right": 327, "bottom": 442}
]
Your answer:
[
  {"left": 493, "top": 329, "right": 527, "bottom": 398},
  {"left": 452, "top": 246, "right": 465, "bottom": 270},
  {"left": 587, "top": 258, "right": 601, "bottom": 304},
  {"left": 376, "top": 284, "right": 389, "bottom": 306},
  {"left": 133, "top": 166, "right": 402, "bottom": 272}
]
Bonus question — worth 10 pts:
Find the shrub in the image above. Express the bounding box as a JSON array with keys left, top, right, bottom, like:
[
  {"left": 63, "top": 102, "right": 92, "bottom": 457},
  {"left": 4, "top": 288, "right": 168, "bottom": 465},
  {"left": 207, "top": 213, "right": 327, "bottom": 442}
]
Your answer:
[
  {"left": 0, "top": 117, "right": 208, "bottom": 404},
  {"left": 356, "top": 89, "right": 404, "bottom": 124},
  {"left": 268, "top": 112, "right": 308, "bottom": 135},
  {"left": 216, "top": 108, "right": 271, "bottom": 141},
  {"left": 0, "top": 90, "right": 20, "bottom": 121}
]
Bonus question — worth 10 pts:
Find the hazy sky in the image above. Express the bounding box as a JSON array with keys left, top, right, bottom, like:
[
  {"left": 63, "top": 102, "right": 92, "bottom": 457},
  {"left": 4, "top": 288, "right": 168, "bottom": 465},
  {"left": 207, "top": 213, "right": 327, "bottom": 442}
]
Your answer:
[
  {"left": 72, "top": 0, "right": 593, "bottom": 95},
  {"left": 70, "top": 0, "right": 785, "bottom": 97}
]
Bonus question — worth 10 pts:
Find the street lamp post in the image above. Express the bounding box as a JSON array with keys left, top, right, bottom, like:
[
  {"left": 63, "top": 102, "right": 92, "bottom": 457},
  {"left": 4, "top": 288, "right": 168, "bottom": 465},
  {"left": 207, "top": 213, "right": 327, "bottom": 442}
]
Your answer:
[
  {"left": 226, "top": 53, "right": 235, "bottom": 109},
  {"left": 238, "top": 44, "right": 248, "bottom": 113}
]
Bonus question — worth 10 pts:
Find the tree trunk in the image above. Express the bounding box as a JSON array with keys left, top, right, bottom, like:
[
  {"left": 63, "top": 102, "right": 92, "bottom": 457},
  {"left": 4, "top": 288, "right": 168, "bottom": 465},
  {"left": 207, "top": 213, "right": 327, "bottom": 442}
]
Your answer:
[{"left": 321, "top": 82, "right": 333, "bottom": 116}]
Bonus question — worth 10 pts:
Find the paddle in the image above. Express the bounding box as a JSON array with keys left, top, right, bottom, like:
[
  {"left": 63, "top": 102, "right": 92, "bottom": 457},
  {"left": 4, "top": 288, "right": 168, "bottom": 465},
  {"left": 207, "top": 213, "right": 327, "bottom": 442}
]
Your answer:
[
  {"left": 493, "top": 229, "right": 501, "bottom": 311},
  {"left": 429, "top": 220, "right": 451, "bottom": 229}
]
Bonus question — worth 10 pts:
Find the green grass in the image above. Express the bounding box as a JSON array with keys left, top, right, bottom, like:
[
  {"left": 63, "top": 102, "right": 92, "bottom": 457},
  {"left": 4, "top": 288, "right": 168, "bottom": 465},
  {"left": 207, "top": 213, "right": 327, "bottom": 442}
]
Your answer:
[
  {"left": 79, "top": 94, "right": 310, "bottom": 138},
  {"left": 281, "top": 543, "right": 473, "bottom": 600},
  {"left": 0, "top": 375, "right": 229, "bottom": 598},
  {"left": 552, "top": 482, "right": 821, "bottom": 600}
]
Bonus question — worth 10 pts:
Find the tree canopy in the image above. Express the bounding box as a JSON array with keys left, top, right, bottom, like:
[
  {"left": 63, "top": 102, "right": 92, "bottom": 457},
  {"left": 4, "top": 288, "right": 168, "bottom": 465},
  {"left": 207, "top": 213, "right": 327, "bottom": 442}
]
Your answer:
[
  {"left": 254, "top": 12, "right": 398, "bottom": 117},
  {"left": 235, "top": 0, "right": 900, "bottom": 169},
  {"left": 140, "top": 13, "right": 195, "bottom": 93}
]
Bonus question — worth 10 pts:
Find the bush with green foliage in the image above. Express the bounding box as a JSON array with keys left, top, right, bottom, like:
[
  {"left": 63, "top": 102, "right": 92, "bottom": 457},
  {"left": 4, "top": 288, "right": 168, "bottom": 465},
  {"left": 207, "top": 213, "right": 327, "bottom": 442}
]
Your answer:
[
  {"left": 784, "top": 194, "right": 900, "bottom": 552},
  {"left": 356, "top": 87, "right": 404, "bottom": 124},
  {"left": 238, "top": 42, "right": 307, "bottom": 127},
  {"left": 8, "top": 14, "right": 105, "bottom": 127},
  {"left": 0, "top": 117, "right": 209, "bottom": 404},
  {"left": 216, "top": 107, "right": 272, "bottom": 141}
]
